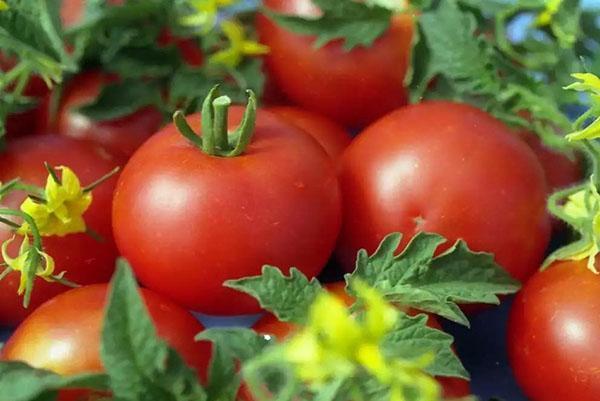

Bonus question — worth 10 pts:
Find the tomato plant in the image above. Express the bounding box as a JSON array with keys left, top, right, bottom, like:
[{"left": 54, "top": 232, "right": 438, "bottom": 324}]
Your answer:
[
  {"left": 112, "top": 89, "right": 341, "bottom": 315},
  {"left": 1, "top": 283, "right": 211, "bottom": 401},
  {"left": 336, "top": 102, "right": 551, "bottom": 282},
  {"left": 269, "top": 106, "right": 352, "bottom": 160},
  {"left": 256, "top": 0, "right": 413, "bottom": 128},
  {"left": 0, "top": 135, "right": 123, "bottom": 326},
  {"left": 39, "top": 71, "right": 164, "bottom": 158},
  {"left": 508, "top": 260, "right": 600, "bottom": 401}
]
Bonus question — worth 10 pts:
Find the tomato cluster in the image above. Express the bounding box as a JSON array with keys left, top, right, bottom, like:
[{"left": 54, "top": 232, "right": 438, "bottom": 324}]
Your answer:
[{"left": 0, "top": 1, "right": 593, "bottom": 400}]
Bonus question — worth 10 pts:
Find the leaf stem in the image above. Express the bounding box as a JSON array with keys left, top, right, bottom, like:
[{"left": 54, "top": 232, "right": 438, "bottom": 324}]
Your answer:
[{"left": 213, "top": 95, "right": 231, "bottom": 151}]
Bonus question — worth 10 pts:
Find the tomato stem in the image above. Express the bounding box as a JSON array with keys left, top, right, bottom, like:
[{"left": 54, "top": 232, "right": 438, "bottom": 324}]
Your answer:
[{"left": 174, "top": 85, "right": 257, "bottom": 157}]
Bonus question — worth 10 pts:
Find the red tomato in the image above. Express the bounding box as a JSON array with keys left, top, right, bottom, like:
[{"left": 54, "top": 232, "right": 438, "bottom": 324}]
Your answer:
[
  {"left": 336, "top": 102, "right": 551, "bottom": 283},
  {"left": 0, "top": 135, "right": 123, "bottom": 326},
  {"left": 268, "top": 107, "right": 352, "bottom": 160},
  {"left": 518, "top": 131, "right": 582, "bottom": 193},
  {"left": 112, "top": 107, "right": 342, "bottom": 315},
  {"left": 39, "top": 71, "right": 164, "bottom": 158},
  {"left": 1, "top": 284, "right": 211, "bottom": 401},
  {"left": 252, "top": 283, "right": 471, "bottom": 399},
  {"left": 256, "top": 0, "right": 413, "bottom": 128},
  {"left": 508, "top": 260, "right": 600, "bottom": 401}
]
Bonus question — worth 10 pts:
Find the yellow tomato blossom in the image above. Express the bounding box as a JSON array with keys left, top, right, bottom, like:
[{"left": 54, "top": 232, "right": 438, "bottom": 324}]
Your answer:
[
  {"left": 284, "top": 282, "right": 440, "bottom": 401},
  {"left": 180, "top": 0, "right": 238, "bottom": 33},
  {"left": 209, "top": 20, "right": 269, "bottom": 68},
  {"left": 1, "top": 235, "right": 58, "bottom": 295},
  {"left": 564, "top": 73, "right": 600, "bottom": 141},
  {"left": 535, "top": 0, "right": 563, "bottom": 27},
  {"left": 18, "top": 166, "right": 92, "bottom": 237}
]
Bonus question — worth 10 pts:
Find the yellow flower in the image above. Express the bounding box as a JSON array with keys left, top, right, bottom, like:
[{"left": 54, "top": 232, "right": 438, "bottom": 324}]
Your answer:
[
  {"left": 1, "top": 235, "right": 58, "bottom": 295},
  {"left": 209, "top": 20, "right": 269, "bottom": 68},
  {"left": 565, "top": 73, "right": 600, "bottom": 141},
  {"left": 284, "top": 282, "right": 440, "bottom": 401},
  {"left": 18, "top": 166, "right": 92, "bottom": 237},
  {"left": 180, "top": 0, "right": 238, "bottom": 33},
  {"left": 535, "top": 0, "right": 563, "bottom": 27}
]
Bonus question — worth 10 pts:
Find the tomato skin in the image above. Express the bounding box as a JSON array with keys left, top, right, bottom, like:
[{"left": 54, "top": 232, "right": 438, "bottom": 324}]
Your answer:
[
  {"left": 252, "top": 283, "right": 471, "bottom": 399},
  {"left": 1, "top": 284, "right": 211, "bottom": 401},
  {"left": 268, "top": 107, "right": 352, "bottom": 160},
  {"left": 0, "top": 135, "right": 123, "bottom": 326},
  {"left": 336, "top": 102, "right": 551, "bottom": 283},
  {"left": 508, "top": 260, "right": 600, "bottom": 401},
  {"left": 112, "top": 108, "right": 341, "bottom": 315},
  {"left": 38, "top": 71, "right": 164, "bottom": 158},
  {"left": 256, "top": 0, "right": 413, "bottom": 128}
]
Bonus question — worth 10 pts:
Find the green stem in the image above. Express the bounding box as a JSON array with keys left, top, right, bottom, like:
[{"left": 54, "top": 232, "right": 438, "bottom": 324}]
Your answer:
[
  {"left": 0, "top": 209, "right": 43, "bottom": 308},
  {"left": 0, "top": 63, "right": 28, "bottom": 92},
  {"left": 83, "top": 166, "right": 121, "bottom": 193},
  {"left": 201, "top": 86, "right": 220, "bottom": 155},
  {"left": 547, "top": 183, "right": 587, "bottom": 227},
  {"left": 173, "top": 111, "right": 203, "bottom": 149},
  {"left": 213, "top": 95, "right": 231, "bottom": 151},
  {"left": 582, "top": 140, "right": 600, "bottom": 188},
  {"left": 227, "top": 90, "right": 257, "bottom": 157}
]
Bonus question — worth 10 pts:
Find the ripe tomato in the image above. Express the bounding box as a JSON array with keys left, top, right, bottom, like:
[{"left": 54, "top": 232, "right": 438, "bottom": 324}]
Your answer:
[
  {"left": 518, "top": 131, "right": 582, "bottom": 194},
  {"left": 256, "top": 0, "right": 413, "bottom": 128},
  {"left": 337, "top": 102, "right": 551, "bottom": 282},
  {"left": 39, "top": 71, "right": 164, "bottom": 158},
  {"left": 112, "top": 107, "right": 342, "bottom": 315},
  {"left": 508, "top": 260, "right": 600, "bottom": 401},
  {"left": 1, "top": 284, "right": 211, "bottom": 401},
  {"left": 252, "top": 283, "right": 471, "bottom": 399},
  {"left": 268, "top": 107, "right": 352, "bottom": 160},
  {"left": 0, "top": 135, "right": 123, "bottom": 326}
]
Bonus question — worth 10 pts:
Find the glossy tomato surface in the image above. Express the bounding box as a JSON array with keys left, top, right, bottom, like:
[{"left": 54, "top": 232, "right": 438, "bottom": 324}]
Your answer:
[
  {"left": 39, "top": 71, "right": 164, "bottom": 158},
  {"left": 337, "top": 102, "right": 551, "bottom": 282},
  {"left": 113, "top": 107, "right": 341, "bottom": 315},
  {"left": 0, "top": 135, "right": 123, "bottom": 326},
  {"left": 269, "top": 106, "right": 352, "bottom": 160},
  {"left": 257, "top": 0, "right": 413, "bottom": 128},
  {"left": 253, "top": 283, "right": 471, "bottom": 399},
  {"left": 508, "top": 260, "right": 600, "bottom": 401},
  {"left": 1, "top": 284, "right": 211, "bottom": 401}
]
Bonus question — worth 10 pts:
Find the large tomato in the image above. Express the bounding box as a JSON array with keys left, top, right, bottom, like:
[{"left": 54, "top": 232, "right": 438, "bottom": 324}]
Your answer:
[
  {"left": 336, "top": 102, "right": 551, "bottom": 282},
  {"left": 268, "top": 107, "right": 352, "bottom": 160},
  {"left": 112, "top": 107, "right": 341, "bottom": 315},
  {"left": 252, "top": 283, "right": 471, "bottom": 399},
  {"left": 508, "top": 260, "right": 600, "bottom": 401},
  {"left": 1, "top": 284, "right": 211, "bottom": 401},
  {"left": 256, "top": 0, "right": 413, "bottom": 128},
  {"left": 39, "top": 71, "right": 164, "bottom": 158},
  {"left": 0, "top": 135, "right": 123, "bottom": 326}
]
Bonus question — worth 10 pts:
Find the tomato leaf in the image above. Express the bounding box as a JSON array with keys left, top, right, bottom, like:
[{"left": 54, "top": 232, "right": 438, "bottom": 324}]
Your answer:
[
  {"left": 100, "top": 259, "right": 206, "bottom": 401},
  {"left": 347, "top": 233, "right": 520, "bottom": 327},
  {"left": 76, "top": 80, "right": 164, "bottom": 121},
  {"left": 0, "top": 361, "right": 109, "bottom": 401},
  {"left": 383, "top": 313, "right": 469, "bottom": 380},
  {"left": 264, "top": 0, "right": 393, "bottom": 50},
  {"left": 225, "top": 266, "right": 323, "bottom": 324},
  {"left": 195, "top": 328, "right": 271, "bottom": 401}
]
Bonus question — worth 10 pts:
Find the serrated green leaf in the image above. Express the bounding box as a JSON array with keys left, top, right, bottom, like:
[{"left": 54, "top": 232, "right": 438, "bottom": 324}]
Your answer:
[
  {"left": 0, "top": 361, "right": 109, "bottom": 401},
  {"left": 348, "top": 232, "right": 520, "bottom": 326},
  {"left": 225, "top": 266, "right": 323, "bottom": 324},
  {"left": 76, "top": 80, "right": 163, "bottom": 121},
  {"left": 100, "top": 259, "right": 206, "bottom": 401},
  {"left": 195, "top": 328, "right": 271, "bottom": 401},
  {"left": 264, "top": 0, "right": 393, "bottom": 51},
  {"left": 382, "top": 313, "right": 469, "bottom": 379}
]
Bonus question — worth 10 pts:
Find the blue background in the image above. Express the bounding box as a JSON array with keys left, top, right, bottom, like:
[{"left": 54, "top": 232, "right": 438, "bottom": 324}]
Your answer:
[{"left": 2, "top": 1, "right": 600, "bottom": 400}]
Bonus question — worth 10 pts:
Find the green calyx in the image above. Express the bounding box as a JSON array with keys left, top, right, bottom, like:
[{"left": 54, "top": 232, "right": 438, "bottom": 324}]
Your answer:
[{"left": 173, "top": 85, "right": 257, "bottom": 157}]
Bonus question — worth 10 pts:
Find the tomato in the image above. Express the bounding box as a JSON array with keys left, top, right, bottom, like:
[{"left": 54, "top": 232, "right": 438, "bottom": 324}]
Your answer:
[
  {"left": 252, "top": 283, "right": 471, "bottom": 399},
  {"left": 0, "top": 135, "right": 123, "bottom": 326},
  {"left": 508, "top": 260, "right": 600, "bottom": 401},
  {"left": 336, "top": 102, "right": 551, "bottom": 283},
  {"left": 1, "top": 283, "right": 211, "bottom": 401},
  {"left": 268, "top": 107, "right": 352, "bottom": 160},
  {"left": 39, "top": 71, "right": 164, "bottom": 158},
  {"left": 518, "top": 131, "right": 582, "bottom": 194},
  {"left": 112, "top": 107, "right": 341, "bottom": 315},
  {"left": 256, "top": 0, "right": 413, "bottom": 128}
]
